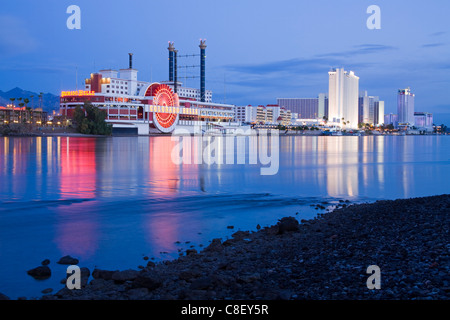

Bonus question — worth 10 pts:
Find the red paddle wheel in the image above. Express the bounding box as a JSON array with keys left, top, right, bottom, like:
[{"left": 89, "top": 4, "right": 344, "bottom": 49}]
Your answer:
[{"left": 144, "top": 83, "right": 179, "bottom": 133}]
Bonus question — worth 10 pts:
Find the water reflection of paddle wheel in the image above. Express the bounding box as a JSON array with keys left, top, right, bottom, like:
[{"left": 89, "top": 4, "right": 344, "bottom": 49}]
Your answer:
[{"left": 144, "top": 83, "right": 179, "bottom": 133}]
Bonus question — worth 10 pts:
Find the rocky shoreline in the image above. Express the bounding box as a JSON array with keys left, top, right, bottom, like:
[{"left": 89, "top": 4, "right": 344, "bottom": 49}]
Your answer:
[{"left": 2, "top": 194, "right": 449, "bottom": 300}]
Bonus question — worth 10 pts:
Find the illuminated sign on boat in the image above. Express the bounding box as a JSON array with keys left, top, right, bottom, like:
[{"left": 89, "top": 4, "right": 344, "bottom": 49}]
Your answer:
[{"left": 61, "top": 90, "right": 95, "bottom": 97}]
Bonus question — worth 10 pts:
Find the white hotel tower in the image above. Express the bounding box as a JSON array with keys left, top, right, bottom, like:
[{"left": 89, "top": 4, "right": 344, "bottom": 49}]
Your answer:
[
  {"left": 397, "top": 87, "right": 415, "bottom": 126},
  {"left": 328, "top": 68, "right": 359, "bottom": 129}
]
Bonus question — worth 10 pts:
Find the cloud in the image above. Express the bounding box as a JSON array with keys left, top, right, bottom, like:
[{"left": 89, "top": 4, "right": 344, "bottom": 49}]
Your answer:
[
  {"left": 0, "top": 15, "right": 38, "bottom": 56},
  {"left": 225, "top": 44, "right": 395, "bottom": 77},
  {"left": 0, "top": 63, "right": 70, "bottom": 74},
  {"left": 429, "top": 31, "right": 446, "bottom": 37},
  {"left": 226, "top": 57, "right": 341, "bottom": 76},
  {"left": 421, "top": 43, "right": 445, "bottom": 48},
  {"left": 316, "top": 44, "right": 397, "bottom": 58}
]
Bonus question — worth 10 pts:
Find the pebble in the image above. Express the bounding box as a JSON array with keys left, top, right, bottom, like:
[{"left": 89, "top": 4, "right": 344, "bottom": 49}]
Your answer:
[
  {"left": 41, "top": 288, "right": 53, "bottom": 294},
  {"left": 57, "top": 255, "right": 79, "bottom": 265},
  {"left": 41, "top": 259, "right": 50, "bottom": 266},
  {"left": 27, "top": 266, "right": 51, "bottom": 280},
  {"left": 0, "top": 293, "right": 10, "bottom": 300}
]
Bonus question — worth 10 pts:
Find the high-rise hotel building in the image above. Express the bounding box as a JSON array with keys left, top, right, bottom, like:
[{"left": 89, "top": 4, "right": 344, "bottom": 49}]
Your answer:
[
  {"left": 328, "top": 68, "right": 359, "bottom": 128},
  {"left": 397, "top": 87, "right": 415, "bottom": 126}
]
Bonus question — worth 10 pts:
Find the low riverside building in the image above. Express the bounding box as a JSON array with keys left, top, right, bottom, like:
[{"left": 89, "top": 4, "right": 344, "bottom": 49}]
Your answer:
[
  {"left": 414, "top": 112, "right": 433, "bottom": 132},
  {"left": 234, "top": 104, "right": 291, "bottom": 126},
  {"left": 0, "top": 105, "right": 48, "bottom": 125}
]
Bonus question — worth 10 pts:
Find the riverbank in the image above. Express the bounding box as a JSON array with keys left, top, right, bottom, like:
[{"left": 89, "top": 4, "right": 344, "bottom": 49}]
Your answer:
[{"left": 19, "top": 194, "right": 447, "bottom": 301}]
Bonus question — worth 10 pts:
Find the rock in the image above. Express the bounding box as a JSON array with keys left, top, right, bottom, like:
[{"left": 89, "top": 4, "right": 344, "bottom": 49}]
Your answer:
[
  {"left": 186, "top": 249, "right": 197, "bottom": 256},
  {"left": 126, "top": 288, "right": 149, "bottom": 299},
  {"left": 146, "top": 261, "right": 156, "bottom": 268},
  {"left": 277, "top": 217, "right": 300, "bottom": 234},
  {"left": 203, "top": 238, "right": 223, "bottom": 252},
  {"left": 232, "top": 231, "right": 250, "bottom": 240},
  {"left": 132, "top": 274, "right": 162, "bottom": 291},
  {"left": 27, "top": 266, "right": 51, "bottom": 280},
  {"left": 80, "top": 267, "right": 90, "bottom": 287},
  {"left": 41, "top": 259, "right": 50, "bottom": 266},
  {"left": 0, "top": 293, "right": 10, "bottom": 300},
  {"left": 190, "top": 276, "right": 213, "bottom": 290},
  {"left": 41, "top": 288, "right": 53, "bottom": 294},
  {"left": 92, "top": 269, "right": 117, "bottom": 281},
  {"left": 80, "top": 267, "right": 90, "bottom": 278},
  {"left": 239, "top": 273, "right": 261, "bottom": 283},
  {"left": 57, "top": 255, "right": 79, "bottom": 265},
  {"left": 277, "top": 290, "right": 292, "bottom": 300},
  {"left": 112, "top": 270, "right": 140, "bottom": 282},
  {"left": 227, "top": 226, "right": 234, "bottom": 229}
]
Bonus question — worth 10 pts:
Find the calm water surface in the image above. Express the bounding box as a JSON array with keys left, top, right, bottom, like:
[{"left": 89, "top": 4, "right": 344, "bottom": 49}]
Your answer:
[{"left": 0, "top": 135, "right": 449, "bottom": 299}]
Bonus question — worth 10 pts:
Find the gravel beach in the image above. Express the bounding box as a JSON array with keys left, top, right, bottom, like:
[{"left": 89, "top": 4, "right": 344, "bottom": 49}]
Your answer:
[{"left": 24, "top": 194, "right": 450, "bottom": 300}]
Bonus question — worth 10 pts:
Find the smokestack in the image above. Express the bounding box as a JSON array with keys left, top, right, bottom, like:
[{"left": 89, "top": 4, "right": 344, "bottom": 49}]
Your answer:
[
  {"left": 168, "top": 42, "right": 175, "bottom": 82},
  {"left": 174, "top": 49, "right": 178, "bottom": 94},
  {"left": 129, "top": 53, "right": 133, "bottom": 69},
  {"left": 199, "top": 40, "right": 207, "bottom": 102}
]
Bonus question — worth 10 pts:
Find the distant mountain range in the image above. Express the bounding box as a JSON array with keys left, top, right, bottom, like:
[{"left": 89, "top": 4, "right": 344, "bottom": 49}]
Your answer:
[{"left": 0, "top": 87, "right": 60, "bottom": 113}]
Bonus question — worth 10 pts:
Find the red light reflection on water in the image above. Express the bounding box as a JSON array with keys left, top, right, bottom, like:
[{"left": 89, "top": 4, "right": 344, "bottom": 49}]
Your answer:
[
  {"left": 145, "top": 137, "right": 182, "bottom": 256},
  {"left": 60, "top": 137, "right": 97, "bottom": 199},
  {"left": 56, "top": 137, "right": 98, "bottom": 258}
]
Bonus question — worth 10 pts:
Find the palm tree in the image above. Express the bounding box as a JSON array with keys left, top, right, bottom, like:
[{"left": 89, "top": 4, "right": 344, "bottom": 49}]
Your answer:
[
  {"left": 18, "top": 102, "right": 25, "bottom": 123},
  {"left": 39, "top": 93, "right": 44, "bottom": 109},
  {"left": 9, "top": 97, "right": 15, "bottom": 107},
  {"left": 24, "top": 98, "right": 30, "bottom": 110}
]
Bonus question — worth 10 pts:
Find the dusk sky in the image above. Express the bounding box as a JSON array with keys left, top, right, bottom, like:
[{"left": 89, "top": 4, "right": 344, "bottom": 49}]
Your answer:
[{"left": 1, "top": 1, "right": 449, "bottom": 123}]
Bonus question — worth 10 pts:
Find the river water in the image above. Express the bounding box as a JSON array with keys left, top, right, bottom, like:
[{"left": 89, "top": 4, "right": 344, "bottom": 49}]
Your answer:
[{"left": 0, "top": 135, "right": 449, "bottom": 299}]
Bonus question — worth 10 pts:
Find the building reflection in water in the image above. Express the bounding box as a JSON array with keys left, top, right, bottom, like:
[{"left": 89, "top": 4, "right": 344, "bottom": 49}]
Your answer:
[
  {"left": 60, "top": 137, "right": 97, "bottom": 199},
  {"left": 324, "top": 136, "right": 386, "bottom": 198},
  {"left": 280, "top": 136, "right": 387, "bottom": 199},
  {"left": 145, "top": 137, "right": 185, "bottom": 257},
  {"left": 55, "top": 137, "right": 99, "bottom": 258}
]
